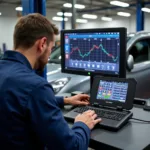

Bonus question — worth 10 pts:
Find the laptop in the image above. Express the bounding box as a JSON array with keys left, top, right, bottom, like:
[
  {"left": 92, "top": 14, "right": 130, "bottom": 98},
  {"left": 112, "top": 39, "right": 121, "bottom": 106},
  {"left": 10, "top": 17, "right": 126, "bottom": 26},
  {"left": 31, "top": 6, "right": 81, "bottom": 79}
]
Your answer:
[{"left": 64, "top": 76, "right": 137, "bottom": 131}]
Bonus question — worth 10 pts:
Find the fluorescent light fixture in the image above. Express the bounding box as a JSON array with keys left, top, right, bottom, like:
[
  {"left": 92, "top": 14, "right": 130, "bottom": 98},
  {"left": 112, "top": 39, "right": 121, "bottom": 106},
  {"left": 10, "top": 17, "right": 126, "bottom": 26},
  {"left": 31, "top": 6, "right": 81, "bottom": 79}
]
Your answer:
[
  {"left": 142, "top": 7, "right": 150, "bottom": 13},
  {"left": 57, "top": 12, "right": 63, "bottom": 16},
  {"left": 75, "top": 4, "right": 85, "bottom": 9},
  {"left": 52, "top": 17, "right": 68, "bottom": 21},
  {"left": 101, "top": 16, "right": 112, "bottom": 21},
  {"left": 63, "top": 3, "right": 72, "bottom": 8},
  {"left": 82, "top": 14, "right": 97, "bottom": 19},
  {"left": 0, "top": 12, "right": 2, "bottom": 15},
  {"left": 57, "top": 12, "right": 72, "bottom": 17},
  {"left": 117, "top": 12, "right": 131, "bottom": 17},
  {"left": 110, "top": 1, "right": 129, "bottom": 7},
  {"left": 64, "top": 12, "right": 72, "bottom": 16},
  {"left": 15, "top": 6, "right": 23, "bottom": 11},
  {"left": 63, "top": 3, "right": 85, "bottom": 9},
  {"left": 76, "top": 19, "right": 88, "bottom": 23}
]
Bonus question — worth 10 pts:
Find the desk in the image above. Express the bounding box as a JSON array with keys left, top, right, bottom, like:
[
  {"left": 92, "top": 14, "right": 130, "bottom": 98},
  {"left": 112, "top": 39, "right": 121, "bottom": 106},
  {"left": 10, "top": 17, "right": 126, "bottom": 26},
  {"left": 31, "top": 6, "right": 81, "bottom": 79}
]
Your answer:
[{"left": 63, "top": 106, "right": 150, "bottom": 150}]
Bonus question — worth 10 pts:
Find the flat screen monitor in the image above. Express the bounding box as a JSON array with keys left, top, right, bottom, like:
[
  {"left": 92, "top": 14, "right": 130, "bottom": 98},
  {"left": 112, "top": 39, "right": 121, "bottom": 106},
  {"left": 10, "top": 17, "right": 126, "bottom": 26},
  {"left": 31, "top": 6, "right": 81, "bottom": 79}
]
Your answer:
[{"left": 61, "top": 28, "right": 126, "bottom": 78}]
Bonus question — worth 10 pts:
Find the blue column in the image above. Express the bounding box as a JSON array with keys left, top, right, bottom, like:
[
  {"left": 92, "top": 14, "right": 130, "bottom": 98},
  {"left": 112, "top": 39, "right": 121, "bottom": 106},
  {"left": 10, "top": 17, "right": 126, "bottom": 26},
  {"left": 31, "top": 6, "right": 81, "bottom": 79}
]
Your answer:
[
  {"left": 34, "top": 0, "right": 46, "bottom": 15},
  {"left": 136, "top": 0, "right": 144, "bottom": 31},
  {"left": 22, "top": 0, "right": 47, "bottom": 80},
  {"left": 22, "top": 0, "right": 34, "bottom": 15},
  {"left": 61, "top": 10, "right": 65, "bottom": 30},
  {"left": 71, "top": 0, "right": 76, "bottom": 29}
]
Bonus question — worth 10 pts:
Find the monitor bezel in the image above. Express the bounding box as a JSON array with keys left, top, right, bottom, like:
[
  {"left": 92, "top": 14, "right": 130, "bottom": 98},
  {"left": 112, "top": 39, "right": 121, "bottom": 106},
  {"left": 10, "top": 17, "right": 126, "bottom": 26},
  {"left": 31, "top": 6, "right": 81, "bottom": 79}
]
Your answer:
[{"left": 61, "top": 28, "right": 126, "bottom": 78}]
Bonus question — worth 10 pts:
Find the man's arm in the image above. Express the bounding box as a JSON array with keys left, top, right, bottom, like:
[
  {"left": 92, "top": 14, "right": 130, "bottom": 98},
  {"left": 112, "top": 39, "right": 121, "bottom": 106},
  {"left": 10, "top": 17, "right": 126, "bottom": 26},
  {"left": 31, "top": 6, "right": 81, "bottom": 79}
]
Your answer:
[
  {"left": 55, "top": 94, "right": 90, "bottom": 108},
  {"left": 27, "top": 83, "right": 90, "bottom": 150},
  {"left": 55, "top": 96, "right": 64, "bottom": 108}
]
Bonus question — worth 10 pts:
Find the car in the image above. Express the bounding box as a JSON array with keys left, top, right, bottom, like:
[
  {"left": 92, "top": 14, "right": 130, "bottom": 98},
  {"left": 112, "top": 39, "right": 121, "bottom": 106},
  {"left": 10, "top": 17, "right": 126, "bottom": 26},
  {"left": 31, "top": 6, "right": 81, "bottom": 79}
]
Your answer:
[{"left": 47, "top": 31, "right": 150, "bottom": 99}]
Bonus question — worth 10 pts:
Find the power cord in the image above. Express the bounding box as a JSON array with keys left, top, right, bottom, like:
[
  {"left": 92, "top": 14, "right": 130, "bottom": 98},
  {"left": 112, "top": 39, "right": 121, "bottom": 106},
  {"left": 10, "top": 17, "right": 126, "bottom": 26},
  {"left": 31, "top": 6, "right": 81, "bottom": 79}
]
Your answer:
[{"left": 131, "top": 117, "right": 150, "bottom": 123}]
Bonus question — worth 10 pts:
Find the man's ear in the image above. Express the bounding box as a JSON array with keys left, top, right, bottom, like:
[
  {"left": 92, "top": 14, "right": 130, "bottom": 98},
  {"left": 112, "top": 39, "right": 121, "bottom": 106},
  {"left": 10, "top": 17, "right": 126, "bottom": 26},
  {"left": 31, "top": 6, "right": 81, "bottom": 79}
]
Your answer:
[{"left": 37, "top": 37, "right": 47, "bottom": 54}]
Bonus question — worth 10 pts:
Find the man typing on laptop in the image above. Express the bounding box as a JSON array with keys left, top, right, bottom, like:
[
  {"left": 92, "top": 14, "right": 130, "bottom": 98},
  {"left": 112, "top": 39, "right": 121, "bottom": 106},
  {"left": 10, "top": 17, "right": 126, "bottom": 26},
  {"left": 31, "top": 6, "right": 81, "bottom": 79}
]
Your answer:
[{"left": 0, "top": 13, "right": 101, "bottom": 150}]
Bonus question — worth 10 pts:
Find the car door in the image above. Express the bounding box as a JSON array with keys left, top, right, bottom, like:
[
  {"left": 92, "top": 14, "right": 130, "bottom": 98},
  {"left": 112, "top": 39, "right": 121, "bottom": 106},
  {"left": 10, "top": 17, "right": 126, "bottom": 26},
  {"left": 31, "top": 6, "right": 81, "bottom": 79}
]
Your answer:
[{"left": 127, "top": 38, "right": 150, "bottom": 99}]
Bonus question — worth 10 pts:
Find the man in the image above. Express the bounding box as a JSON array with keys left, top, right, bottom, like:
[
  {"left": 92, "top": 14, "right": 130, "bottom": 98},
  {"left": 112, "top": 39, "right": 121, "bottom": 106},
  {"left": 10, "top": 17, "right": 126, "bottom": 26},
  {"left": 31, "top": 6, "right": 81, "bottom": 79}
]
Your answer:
[{"left": 0, "top": 13, "right": 101, "bottom": 150}]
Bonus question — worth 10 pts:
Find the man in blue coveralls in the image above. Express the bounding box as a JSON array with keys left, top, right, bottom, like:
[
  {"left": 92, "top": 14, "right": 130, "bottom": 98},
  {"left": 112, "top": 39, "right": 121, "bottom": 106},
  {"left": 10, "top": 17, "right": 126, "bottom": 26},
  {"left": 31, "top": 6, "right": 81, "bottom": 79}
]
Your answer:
[{"left": 0, "top": 13, "right": 101, "bottom": 150}]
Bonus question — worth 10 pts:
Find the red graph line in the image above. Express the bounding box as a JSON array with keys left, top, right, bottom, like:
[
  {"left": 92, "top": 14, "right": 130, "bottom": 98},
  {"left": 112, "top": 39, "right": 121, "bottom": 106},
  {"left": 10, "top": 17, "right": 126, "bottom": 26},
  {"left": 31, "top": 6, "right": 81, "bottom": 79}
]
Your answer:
[{"left": 69, "top": 44, "right": 118, "bottom": 62}]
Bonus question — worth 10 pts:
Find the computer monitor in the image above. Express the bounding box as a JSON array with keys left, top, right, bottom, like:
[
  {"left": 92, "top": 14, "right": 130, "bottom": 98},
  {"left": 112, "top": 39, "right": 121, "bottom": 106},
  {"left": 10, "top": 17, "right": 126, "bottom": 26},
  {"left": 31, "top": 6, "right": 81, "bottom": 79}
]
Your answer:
[{"left": 61, "top": 28, "right": 126, "bottom": 78}]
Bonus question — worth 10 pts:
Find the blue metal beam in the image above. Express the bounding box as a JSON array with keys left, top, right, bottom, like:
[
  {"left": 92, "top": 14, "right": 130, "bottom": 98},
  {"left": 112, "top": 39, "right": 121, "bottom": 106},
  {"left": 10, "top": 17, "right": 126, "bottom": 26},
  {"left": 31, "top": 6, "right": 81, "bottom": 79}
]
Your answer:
[
  {"left": 22, "top": 0, "right": 47, "bottom": 80},
  {"left": 145, "top": 2, "right": 150, "bottom": 5},
  {"left": 34, "top": 0, "right": 46, "bottom": 15},
  {"left": 35, "top": 0, "right": 47, "bottom": 79},
  {"left": 61, "top": 10, "right": 65, "bottom": 30},
  {"left": 136, "top": 0, "right": 144, "bottom": 31},
  {"left": 71, "top": 0, "right": 76, "bottom": 29},
  {"left": 22, "top": 0, "right": 34, "bottom": 15}
]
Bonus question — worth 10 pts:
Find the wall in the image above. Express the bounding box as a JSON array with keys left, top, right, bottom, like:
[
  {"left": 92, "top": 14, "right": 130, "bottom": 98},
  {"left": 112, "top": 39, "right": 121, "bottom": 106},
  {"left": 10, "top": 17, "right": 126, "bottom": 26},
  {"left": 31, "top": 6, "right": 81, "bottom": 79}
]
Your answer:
[
  {"left": 0, "top": 4, "right": 150, "bottom": 50},
  {"left": 0, "top": 4, "right": 18, "bottom": 51},
  {"left": 144, "top": 13, "right": 150, "bottom": 31}
]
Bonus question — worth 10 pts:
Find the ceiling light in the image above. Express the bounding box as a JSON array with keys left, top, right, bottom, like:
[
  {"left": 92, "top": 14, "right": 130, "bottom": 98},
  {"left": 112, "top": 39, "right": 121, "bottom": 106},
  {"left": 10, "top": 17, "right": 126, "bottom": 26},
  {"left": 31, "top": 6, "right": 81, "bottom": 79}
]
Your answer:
[
  {"left": 82, "top": 14, "right": 97, "bottom": 19},
  {"left": 57, "top": 12, "right": 72, "bottom": 17},
  {"left": 142, "top": 7, "right": 150, "bottom": 13},
  {"left": 15, "top": 6, "right": 23, "bottom": 11},
  {"left": 57, "top": 12, "right": 63, "bottom": 16},
  {"left": 64, "top": 12, "right": 72, "bottom": 16},
  {"left": 110, "top": 1, "right": 129, "bottom": 7},
  {"left": 75, "top": 4, "right": 85, "bottom": 9},
  {"left": 0, "top": 12, "right": 2, "bottom": 15},
  {"left": 76, "top": 19, "right": 88, "bottom": 23},
  {"left": 63, "top": 3, "right": 85, "bottom": 9},
  {"left": 117, "top": 12, "right": 131, "bottom": 17},
  {"left": 52, "top": 17, "right": 68, "bottom": 21},
  {"left": 101, "top": 16, "right": 112, "bottom": 21},
  {"left": 63, "top": 3, "right": 72, "bottom": 8}
]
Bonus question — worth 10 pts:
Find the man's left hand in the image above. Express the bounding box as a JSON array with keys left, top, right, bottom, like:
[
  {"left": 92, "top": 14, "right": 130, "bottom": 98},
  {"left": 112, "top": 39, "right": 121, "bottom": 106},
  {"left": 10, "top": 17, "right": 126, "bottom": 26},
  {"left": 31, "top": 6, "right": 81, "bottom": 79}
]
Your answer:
[{"left": 64, "top": 94, "right": 90, "bottom": 106}]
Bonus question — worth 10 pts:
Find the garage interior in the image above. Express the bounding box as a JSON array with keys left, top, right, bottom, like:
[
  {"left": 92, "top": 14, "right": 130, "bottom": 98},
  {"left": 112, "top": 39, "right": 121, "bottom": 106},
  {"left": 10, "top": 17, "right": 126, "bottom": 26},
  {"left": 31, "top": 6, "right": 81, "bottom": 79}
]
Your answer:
[{"left": 0, "top": 0, "right": 150, "bottom": 150}]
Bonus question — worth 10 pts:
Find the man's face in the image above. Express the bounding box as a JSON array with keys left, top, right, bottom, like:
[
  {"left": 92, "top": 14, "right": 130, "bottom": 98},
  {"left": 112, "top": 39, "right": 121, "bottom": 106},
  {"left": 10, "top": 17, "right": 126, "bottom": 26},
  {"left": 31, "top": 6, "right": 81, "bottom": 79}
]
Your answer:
[{"left": 36, "top": 39, "right": 54, "bottom": 72}]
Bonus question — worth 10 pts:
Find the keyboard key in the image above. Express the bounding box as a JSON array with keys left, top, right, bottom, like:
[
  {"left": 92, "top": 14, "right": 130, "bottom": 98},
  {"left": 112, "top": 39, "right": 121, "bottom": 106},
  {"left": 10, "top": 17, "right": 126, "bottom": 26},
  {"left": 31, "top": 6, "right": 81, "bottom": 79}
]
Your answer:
[{"left": 75, "top": 106, "right": 126, "bottom": 121}]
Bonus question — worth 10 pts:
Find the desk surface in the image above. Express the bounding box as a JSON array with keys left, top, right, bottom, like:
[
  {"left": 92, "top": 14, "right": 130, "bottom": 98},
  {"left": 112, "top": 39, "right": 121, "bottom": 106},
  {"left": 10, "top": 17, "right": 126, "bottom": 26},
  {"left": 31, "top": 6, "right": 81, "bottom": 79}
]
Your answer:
[{"left": 63, "top": 106, "right": 150, "bottom": 150}]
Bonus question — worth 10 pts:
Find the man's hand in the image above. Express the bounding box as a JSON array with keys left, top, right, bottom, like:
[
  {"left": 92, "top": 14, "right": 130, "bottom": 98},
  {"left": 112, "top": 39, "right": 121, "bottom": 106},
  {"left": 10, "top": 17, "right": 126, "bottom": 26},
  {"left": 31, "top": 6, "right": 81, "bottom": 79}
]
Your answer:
[
  {"left": 75, "top": 110, "right": 102, "bottom": 130},
  {"left": 64, "top": 94, "right": 90, "bottom": 106}
]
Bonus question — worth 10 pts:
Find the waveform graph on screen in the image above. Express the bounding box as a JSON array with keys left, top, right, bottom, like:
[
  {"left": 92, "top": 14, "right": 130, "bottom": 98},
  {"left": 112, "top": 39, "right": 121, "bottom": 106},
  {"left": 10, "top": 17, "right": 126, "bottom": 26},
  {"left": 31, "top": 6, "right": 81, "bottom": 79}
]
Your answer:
[{"left": 69, "top": 38, "right": 119, "bottom": 63}]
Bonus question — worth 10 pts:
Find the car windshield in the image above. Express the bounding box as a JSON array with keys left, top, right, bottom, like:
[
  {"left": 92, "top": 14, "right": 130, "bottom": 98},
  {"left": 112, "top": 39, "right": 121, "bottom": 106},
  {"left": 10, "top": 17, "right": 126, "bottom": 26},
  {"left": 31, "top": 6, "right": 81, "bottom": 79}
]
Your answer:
[
  {"left": 48, "top": 35, "right": 134, "bottom": 64},
  {"left": 127, "top": 36, "right": 132, "bottom": 41}
]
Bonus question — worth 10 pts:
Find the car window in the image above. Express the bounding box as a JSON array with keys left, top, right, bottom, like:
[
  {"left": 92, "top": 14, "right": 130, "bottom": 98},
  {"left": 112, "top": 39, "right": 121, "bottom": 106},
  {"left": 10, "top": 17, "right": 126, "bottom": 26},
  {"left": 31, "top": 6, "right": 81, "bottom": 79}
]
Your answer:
[
  {"left": 50, "top": 47, "right": 61, "bottom": 60},
  {"left": 48, "top": 47, "right": 61, "bottom": 64},
  {"left": 127, "top": 36, "right": 133, "bottom": 42},
  {"left": 129, "top": 39, "right": 150, "bottom": 64},
  {"left": 127, "top": 33, "right": 135, "bottom": 42}
]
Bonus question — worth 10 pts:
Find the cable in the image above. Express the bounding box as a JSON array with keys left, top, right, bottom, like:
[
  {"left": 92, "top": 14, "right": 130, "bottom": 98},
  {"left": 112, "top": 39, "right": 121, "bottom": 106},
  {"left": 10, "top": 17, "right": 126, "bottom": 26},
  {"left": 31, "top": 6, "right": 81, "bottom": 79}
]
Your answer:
[{"left": 131, "top": 117, "right": 150, "bottom": 123}]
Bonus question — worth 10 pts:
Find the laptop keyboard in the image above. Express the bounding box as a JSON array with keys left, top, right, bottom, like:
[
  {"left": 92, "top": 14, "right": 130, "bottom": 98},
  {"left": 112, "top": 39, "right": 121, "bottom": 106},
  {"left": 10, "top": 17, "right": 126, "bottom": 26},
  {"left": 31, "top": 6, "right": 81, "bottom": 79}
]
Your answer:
[{"left": 75, "top": 106, "right": 127, "bottom": 121}]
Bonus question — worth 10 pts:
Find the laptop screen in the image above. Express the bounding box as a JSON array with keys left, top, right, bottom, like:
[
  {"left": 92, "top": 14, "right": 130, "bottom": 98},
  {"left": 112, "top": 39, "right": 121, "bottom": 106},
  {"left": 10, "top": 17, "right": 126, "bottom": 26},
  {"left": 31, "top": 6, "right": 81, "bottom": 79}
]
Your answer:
[{"left": 96, "top": 80, "right": 128, "bottom": 103}]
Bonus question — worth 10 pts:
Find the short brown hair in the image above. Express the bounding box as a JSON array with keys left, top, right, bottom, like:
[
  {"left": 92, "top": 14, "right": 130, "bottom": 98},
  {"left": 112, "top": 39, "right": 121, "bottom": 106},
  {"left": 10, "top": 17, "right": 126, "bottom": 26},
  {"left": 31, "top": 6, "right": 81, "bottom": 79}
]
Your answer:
[{"left": 13, "top": 13, "right": 59, "bottom": 49}]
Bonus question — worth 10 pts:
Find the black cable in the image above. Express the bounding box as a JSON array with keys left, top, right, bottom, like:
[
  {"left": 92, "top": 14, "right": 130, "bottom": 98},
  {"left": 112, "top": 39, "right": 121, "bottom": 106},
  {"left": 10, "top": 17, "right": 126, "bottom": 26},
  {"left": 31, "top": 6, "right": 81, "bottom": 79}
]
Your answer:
[{"left": 131, "top": 117, "right": 150, "bottom": 123}]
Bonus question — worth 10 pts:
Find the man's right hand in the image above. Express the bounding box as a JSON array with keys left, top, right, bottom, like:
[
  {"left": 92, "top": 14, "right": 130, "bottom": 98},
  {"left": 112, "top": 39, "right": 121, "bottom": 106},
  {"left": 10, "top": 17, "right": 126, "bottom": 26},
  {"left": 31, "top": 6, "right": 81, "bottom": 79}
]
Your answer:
[{"left": 74, "top": 110, "right": 102, "bottom": 130}]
